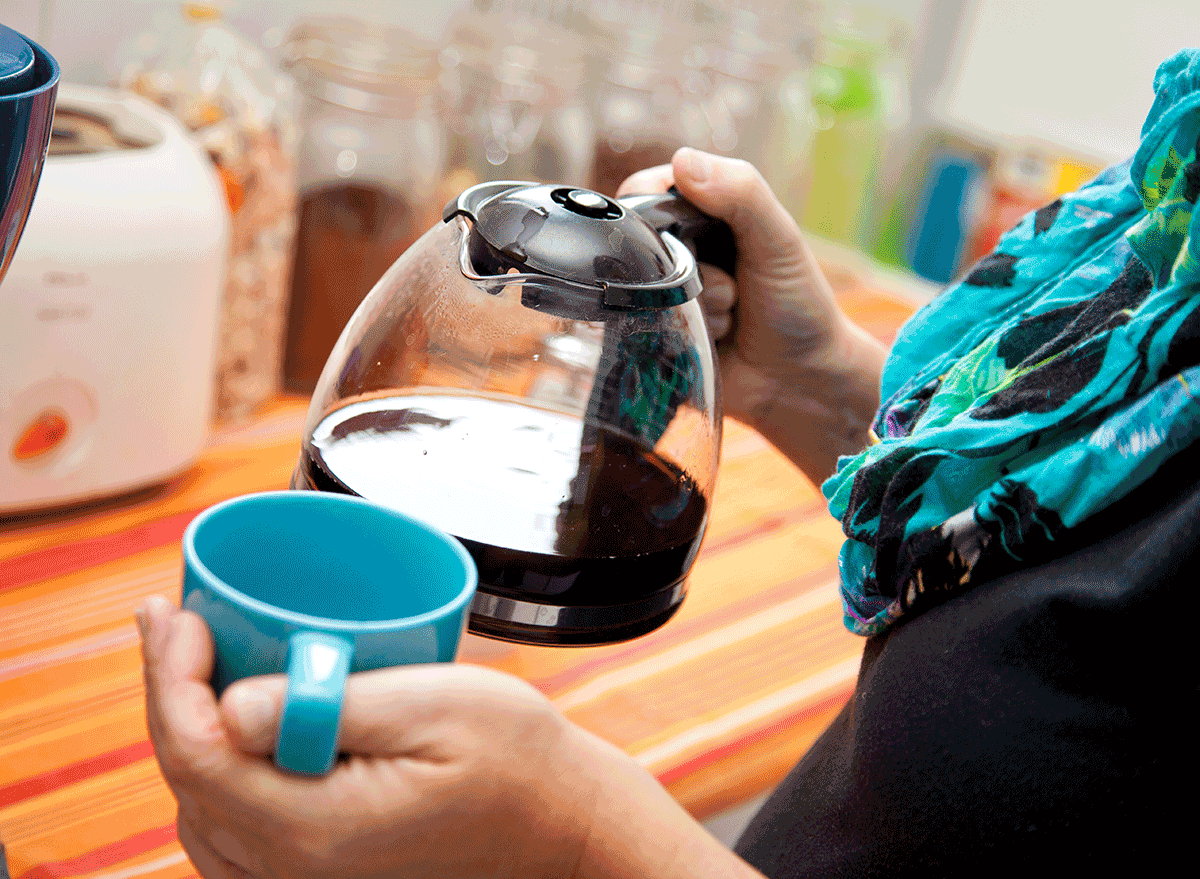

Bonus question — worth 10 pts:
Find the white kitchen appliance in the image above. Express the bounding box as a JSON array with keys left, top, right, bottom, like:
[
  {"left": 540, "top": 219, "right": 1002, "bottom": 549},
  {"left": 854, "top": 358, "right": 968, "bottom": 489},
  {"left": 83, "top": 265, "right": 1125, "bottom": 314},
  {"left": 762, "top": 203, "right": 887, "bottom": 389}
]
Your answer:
[{"left": 0, "top": 84, "right": 230, "bottom": 513}]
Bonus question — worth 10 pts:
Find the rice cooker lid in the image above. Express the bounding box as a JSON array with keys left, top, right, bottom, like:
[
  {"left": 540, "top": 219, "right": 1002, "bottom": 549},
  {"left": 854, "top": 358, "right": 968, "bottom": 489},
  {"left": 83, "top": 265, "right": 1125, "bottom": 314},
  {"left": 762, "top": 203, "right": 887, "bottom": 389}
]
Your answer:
[{"left": 0, "top": 26, "right": 37, "bottom": 96}]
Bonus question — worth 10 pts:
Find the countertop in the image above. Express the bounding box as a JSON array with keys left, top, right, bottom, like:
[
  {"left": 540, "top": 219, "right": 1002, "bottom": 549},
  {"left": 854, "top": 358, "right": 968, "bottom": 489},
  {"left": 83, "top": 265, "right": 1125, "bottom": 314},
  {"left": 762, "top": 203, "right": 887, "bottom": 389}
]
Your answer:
[{"left": 0, "top": 281, "right": 915, "bottom": 879}]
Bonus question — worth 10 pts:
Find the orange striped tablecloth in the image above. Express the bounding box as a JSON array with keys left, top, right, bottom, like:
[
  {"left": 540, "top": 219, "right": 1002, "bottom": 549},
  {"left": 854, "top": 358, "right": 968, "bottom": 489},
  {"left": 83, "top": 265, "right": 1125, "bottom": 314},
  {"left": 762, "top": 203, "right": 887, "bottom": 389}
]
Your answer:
[{"left": 0, "top": 284, "right": 917, "bottom": 879}]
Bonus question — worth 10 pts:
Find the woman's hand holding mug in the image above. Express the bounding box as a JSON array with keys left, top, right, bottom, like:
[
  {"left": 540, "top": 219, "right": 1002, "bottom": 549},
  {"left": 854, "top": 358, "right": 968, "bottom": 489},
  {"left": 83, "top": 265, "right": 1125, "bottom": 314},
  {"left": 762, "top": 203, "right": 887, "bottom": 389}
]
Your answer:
[{"left": 139, "top": 598, "right": 763, "bottom": 879}]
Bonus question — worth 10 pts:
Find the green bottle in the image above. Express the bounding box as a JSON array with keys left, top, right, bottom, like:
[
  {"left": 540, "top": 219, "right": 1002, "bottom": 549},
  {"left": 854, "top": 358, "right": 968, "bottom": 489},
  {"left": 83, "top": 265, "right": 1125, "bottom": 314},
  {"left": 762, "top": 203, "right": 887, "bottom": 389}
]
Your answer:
[{"left": 801, "top": 31, "right": 886, "bottom": 247}]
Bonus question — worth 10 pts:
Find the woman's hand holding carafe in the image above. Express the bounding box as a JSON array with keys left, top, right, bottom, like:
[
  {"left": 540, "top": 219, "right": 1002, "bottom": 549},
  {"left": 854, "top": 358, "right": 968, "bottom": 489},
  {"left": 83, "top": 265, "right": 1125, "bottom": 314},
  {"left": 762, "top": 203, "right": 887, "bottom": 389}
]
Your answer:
[{"left": 619, "top": 148, "right": 887, "bottom": 482}]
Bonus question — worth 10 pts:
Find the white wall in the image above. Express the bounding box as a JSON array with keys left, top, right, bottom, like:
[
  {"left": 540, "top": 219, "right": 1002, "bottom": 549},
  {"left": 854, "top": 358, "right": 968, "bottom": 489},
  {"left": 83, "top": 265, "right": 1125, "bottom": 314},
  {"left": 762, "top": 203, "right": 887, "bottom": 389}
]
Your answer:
[
  {"left": 11, "top": 0, "right": 1178, "bottom": 166},
  {"left": 937, "top": 0, "right": 1200, "bottom": 163}
]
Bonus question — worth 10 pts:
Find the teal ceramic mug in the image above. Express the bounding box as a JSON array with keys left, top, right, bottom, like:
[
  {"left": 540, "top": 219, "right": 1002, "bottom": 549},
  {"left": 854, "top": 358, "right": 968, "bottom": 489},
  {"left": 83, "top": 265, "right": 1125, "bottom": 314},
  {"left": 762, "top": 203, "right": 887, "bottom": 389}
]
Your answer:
[{"left": 182, "top": 491, "right": 477, "bottom": 776}]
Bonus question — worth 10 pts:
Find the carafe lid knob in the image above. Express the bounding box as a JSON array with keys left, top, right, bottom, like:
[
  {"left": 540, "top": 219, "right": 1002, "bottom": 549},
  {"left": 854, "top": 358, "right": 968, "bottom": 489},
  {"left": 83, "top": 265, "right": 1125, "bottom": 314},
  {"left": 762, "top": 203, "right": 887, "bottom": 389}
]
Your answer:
[{"left": 562, "top": 189, "right": 617, "bottom": 218}]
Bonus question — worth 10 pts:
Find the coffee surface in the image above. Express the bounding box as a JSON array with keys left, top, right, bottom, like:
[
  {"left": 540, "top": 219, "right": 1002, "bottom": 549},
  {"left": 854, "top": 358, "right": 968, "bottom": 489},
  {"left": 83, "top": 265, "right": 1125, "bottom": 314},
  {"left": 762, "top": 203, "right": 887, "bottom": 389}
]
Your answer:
[{"left": 296, "top": 394, "right": 707, "bottom": 603}]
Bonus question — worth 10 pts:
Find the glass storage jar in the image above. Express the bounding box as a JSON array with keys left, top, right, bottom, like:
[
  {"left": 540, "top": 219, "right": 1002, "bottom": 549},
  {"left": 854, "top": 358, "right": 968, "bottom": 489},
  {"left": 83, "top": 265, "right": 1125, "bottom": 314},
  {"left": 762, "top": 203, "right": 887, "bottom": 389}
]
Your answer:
[
  {"left": 799, "top": 5, "right": 896, "bottom": 247},
  {"left": 121, "top": 1, "right": 298, "bottom": 421},
  {"left": 439, "top": 9, "right": 593, "bottom": 189},
  {"left": 588, "top": 19, "right": 712, "bottom": 197},
  {"left": 281, "top": 18, "right": 446, "bottom": 393}
]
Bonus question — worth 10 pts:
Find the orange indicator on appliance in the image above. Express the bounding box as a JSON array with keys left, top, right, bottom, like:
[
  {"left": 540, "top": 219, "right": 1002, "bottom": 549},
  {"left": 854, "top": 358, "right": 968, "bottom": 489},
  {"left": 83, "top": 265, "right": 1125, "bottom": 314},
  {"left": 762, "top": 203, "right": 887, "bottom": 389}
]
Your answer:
[{"left": 12, "top": 409, "right": 70, "bottom": 461}]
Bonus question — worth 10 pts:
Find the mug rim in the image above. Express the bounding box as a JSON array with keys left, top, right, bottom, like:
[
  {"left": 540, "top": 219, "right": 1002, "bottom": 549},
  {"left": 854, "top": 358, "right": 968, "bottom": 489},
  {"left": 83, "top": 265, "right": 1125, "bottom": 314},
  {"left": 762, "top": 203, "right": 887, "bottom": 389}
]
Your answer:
[{"left": 183, "top": 490, "right": 478, "bottom": 633}]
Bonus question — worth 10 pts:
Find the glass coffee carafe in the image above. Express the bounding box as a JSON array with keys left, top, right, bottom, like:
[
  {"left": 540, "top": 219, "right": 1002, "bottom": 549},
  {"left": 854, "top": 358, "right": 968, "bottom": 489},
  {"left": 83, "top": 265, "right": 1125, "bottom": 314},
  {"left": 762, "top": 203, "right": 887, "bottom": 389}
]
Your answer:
[{"left": 292, "top": 180, "right": 734, "bottom": 645}]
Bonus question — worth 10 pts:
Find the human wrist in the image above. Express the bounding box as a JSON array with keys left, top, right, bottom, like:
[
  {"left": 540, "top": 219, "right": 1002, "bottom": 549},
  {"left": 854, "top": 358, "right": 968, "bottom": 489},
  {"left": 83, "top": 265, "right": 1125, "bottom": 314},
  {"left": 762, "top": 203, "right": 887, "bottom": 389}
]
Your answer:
[
  {"left": 501, "top": 710, "right": 607, "bottom": 879},
  {"left": 569, "top": 728, "right": 763, "bottom": 879},
  {"left": 738, "top": 319, "right": 885, "bottom": 482}
]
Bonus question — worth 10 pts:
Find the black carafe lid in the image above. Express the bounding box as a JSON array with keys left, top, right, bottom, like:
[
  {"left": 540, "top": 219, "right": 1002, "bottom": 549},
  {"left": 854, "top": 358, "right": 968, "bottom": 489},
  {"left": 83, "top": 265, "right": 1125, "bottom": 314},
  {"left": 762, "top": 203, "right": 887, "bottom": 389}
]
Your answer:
[{"left": 444, "top": 181, "right": 717, "bottom": 311}]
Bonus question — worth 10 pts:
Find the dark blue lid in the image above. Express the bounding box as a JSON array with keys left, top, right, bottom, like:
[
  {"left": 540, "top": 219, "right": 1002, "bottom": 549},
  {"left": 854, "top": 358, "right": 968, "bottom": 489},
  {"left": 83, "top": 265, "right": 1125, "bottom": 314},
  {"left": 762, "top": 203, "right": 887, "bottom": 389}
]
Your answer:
[{"left": 0, "top": 25, "right": 36, "bottom": 96}]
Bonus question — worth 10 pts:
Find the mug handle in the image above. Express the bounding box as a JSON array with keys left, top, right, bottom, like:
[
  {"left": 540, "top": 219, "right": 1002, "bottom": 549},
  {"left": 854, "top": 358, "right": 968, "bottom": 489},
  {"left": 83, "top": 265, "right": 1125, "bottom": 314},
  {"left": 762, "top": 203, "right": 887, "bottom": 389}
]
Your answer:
[{"left": 275, "top": 631, "right": 353, "bottom": 775}]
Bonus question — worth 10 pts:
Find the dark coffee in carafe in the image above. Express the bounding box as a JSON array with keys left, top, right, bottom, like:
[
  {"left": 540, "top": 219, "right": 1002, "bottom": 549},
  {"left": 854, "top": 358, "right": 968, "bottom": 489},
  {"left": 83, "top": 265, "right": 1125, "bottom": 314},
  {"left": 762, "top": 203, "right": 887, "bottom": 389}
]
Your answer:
[{"left": 294, "top": 394, "right": 708, "bottom": 641}]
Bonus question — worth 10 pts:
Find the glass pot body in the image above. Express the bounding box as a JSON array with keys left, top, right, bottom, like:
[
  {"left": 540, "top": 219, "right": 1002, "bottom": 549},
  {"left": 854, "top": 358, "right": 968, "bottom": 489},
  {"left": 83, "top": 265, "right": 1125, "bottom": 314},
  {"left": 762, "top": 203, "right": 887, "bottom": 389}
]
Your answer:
[{"left": 292, "top": 217, "right": 722, "bottom": 645}]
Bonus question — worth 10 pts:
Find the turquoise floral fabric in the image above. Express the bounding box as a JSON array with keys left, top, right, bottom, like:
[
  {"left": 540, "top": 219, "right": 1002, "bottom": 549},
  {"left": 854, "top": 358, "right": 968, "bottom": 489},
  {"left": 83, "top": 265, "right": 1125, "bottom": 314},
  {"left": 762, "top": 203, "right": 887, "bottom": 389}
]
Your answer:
[{"left": 824, "top": 49, "right": 1200, "bottom": 636}]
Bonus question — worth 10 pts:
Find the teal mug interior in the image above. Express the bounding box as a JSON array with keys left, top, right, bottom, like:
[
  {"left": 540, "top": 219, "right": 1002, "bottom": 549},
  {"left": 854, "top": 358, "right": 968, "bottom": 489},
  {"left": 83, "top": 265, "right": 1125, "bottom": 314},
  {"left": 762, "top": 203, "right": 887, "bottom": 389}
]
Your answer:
[{"left": 189, "top": 491, "right": 473, "bottom": 622}]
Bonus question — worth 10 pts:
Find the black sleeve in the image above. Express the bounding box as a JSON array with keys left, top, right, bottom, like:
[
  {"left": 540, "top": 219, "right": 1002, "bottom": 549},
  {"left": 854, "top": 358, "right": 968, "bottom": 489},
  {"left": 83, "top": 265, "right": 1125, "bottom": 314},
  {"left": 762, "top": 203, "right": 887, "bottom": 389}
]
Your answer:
[{"left": 734, "top": 451, "right": 1199, "bottom": 877}]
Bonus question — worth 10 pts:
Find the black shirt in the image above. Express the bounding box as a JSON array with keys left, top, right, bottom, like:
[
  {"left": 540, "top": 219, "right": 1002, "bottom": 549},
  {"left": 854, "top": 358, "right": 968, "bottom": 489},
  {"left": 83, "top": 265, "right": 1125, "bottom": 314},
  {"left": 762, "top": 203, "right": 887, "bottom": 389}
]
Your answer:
[{"left": 735, "top": 447, "right": 1197, "bottom": 875}]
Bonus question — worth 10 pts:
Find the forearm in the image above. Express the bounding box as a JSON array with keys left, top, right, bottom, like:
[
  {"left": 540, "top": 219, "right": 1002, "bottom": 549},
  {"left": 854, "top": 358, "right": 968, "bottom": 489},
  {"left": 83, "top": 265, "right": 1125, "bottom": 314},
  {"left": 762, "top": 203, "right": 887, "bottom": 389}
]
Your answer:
[
  {"left": 571, "top": 729, "right": 766, "bottom": 879},
  {"left": 739, "top": 320, "right": 886, "bottom": 485}
]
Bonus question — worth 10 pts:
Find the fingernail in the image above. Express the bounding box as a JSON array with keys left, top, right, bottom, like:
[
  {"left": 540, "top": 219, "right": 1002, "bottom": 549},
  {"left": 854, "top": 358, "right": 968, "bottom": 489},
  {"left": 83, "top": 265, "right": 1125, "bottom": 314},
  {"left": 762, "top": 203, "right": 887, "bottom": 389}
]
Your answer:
[
  {"left": 680, "top": 147, "right": 713, "bottom": 183},
  {"left": 166, "top": 613, "right": 192, "bottom": 678},
  {"left": 229, "top": 685, "right": 275, "bottom": 739},
  {"left": 138, "top": 595, "right": 174, "bottom": 661}
]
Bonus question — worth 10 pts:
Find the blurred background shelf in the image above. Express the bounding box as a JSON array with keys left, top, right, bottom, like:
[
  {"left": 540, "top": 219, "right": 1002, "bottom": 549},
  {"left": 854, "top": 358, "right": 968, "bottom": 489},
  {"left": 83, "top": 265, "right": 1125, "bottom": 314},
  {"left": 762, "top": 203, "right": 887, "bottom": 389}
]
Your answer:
[
  {"left": 2, "top": 0, "right": 1194, "bottom": 435},
  {"left": 8, "top": 0, "right": 1192, "bottom": 299}
]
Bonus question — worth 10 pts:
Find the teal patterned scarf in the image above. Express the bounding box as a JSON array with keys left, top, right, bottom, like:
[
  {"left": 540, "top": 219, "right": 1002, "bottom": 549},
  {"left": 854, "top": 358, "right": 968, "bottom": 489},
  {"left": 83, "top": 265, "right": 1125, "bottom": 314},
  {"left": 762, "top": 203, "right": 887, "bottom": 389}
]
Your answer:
[{"left": 824, "top": 49, "right": 1200, "bottom": 636}]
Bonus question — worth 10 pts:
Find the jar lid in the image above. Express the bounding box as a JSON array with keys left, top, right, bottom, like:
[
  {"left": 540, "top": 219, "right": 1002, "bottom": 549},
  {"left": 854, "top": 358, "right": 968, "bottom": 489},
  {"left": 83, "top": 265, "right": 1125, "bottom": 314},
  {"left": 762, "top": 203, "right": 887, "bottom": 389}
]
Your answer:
[
  {"left": 0, "top": 26, "right": 36, "bottom": 97},
  {"left": 443, "top": 10, "right": 587, "bottom": 97},
  {"left": 283, "top": 18, "right": 438, "bottom": 112},
  {"left": 707, "top": 8, "right": 785, "bottom": 85}
]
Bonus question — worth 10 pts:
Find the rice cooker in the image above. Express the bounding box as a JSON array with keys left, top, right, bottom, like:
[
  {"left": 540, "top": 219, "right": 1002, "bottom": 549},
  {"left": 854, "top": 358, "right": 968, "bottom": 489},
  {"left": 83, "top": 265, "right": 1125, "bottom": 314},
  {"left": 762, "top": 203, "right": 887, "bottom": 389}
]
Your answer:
[{"left": 0, "top": 85, "right": 230, "bottom": 514}]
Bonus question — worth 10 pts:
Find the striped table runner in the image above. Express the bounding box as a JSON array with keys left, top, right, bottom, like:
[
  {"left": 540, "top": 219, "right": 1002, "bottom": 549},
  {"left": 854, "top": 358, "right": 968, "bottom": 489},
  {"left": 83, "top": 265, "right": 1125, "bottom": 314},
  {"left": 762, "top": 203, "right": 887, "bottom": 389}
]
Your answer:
[{"left": 1, "top": 285, "right": 916, "bottom": 879}]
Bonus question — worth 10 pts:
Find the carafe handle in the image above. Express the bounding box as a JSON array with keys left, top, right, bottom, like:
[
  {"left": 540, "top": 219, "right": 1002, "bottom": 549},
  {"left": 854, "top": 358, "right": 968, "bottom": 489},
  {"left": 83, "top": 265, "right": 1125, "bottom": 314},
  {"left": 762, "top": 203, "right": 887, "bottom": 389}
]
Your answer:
[{"left": 621, "top": 186, "right": 738, "bottom": 279}]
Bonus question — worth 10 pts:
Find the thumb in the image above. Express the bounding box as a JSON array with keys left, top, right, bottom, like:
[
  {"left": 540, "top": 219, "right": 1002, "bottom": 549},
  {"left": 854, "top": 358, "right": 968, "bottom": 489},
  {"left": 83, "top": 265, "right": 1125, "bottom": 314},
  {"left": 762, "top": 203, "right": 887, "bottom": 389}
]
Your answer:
[{"left": 669, "top": 147, "right": 809, "bottom": 279}]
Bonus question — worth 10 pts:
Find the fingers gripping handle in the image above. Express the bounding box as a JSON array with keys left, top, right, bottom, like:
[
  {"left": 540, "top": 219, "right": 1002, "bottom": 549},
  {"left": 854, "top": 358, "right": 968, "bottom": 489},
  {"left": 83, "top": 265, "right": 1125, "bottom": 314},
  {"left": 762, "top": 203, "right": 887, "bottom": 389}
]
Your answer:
[
  {"left": 276, "top": 631, "right": 353, "bottom": 775},
  {"left": 622, "top": 186, "right": 738, "bottom": 278}
]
